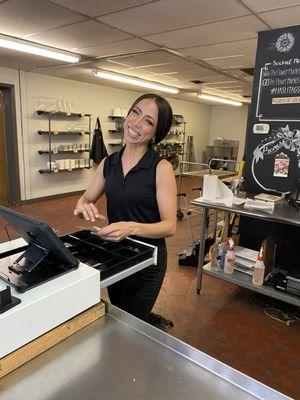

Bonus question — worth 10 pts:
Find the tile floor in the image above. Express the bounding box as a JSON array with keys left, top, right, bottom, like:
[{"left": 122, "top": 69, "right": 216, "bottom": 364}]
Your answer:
[{"left": 0, "top": 177, "right": 299, "bottom": 399}]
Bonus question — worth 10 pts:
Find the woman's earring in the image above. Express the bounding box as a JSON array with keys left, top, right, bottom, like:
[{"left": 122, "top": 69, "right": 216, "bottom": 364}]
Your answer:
[{"left": 151, "top": 137, "right": 156, "bottom": 144}]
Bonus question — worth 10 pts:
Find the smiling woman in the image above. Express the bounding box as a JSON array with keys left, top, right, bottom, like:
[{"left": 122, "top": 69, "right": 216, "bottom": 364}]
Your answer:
[{"left": 74, "top": 93, "right": 177, "bottom": 322}]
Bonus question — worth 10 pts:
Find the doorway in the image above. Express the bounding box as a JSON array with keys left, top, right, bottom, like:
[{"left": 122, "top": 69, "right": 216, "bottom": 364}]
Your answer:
[
  {"left": 0, "top": 85, "right": 21, "bottom": 204},
  {"left": 0, "top": 90, "right": 8, "bottom": 203}
]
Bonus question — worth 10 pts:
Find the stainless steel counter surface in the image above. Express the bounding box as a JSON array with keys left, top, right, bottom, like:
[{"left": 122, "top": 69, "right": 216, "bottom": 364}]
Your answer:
[
  {"left": 0, "top": 305, "right": 292, "bottom": 400},
  {"left": 191, "top": 198, "right": 300, "bottom": 227}
]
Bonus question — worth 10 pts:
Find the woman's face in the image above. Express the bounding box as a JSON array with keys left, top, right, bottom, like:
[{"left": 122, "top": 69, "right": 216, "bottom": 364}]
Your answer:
[{"left": 123, "top": 98, "right": 158, "bottom": 145}]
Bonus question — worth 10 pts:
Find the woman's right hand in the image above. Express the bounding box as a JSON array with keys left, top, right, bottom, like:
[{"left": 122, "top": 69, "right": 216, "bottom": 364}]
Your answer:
[{"left": 74, "top": 203, "right": 106, "bottom": 222}]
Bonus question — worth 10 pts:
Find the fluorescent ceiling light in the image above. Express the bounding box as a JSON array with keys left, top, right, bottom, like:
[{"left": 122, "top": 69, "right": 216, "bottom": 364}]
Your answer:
[
  {"left": 197, "top": 93, "right": 242, "bottom": 106},
  {"left": 92, "top": 69, "right": 179, "bottom": 94},
  {"left": 0, "top": 34, "right": 80, "bottom": 63}
]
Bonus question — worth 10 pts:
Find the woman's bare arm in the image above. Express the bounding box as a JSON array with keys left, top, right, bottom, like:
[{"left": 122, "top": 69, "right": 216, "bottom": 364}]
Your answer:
[{"left": 74, "top": 158, "right": 106, "bottom": 222}]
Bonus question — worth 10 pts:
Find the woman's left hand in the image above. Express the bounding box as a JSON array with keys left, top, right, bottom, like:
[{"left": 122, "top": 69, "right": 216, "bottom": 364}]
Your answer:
[{"left": 93, "top": 222, "right": 135, "bottom": 242}]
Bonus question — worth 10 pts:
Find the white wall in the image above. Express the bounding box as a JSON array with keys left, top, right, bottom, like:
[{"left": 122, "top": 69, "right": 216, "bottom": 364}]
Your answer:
[
  {"left": 209, "top": 105, "right": 249, "bottom": 161},
  {"left": 169, "top": 99, "right": 211, "bottom": 163},
  {"left": 2, "top": 70, "right": 212, "bottom": 200}
]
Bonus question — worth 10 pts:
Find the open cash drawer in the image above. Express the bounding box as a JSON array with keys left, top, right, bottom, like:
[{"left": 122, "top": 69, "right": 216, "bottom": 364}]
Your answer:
[{"left": 60, "top": 231, "right": 157, "bottom": 284}]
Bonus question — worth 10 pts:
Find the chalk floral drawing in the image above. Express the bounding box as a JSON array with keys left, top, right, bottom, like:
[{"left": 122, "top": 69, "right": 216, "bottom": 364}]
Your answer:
[
  {"left": 252, "top": 125, "right": 300, "bottom": 190},
  {"left": 276, "top": 33, "right": 295, "bottom": 53}
]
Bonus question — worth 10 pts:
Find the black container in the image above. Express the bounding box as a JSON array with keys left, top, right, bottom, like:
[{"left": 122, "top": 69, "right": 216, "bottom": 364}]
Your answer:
[{"left": 60, "top": 231, "right": 154, "bottom": 280}]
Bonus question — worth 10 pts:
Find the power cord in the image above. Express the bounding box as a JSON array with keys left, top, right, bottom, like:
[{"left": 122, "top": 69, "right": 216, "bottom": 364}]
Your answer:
[
  {"left": 251, "top": 293, "right": 299, "bottom": 326},
  {"left": 264, "top": 307, "right": 299, "bottom": 326}
]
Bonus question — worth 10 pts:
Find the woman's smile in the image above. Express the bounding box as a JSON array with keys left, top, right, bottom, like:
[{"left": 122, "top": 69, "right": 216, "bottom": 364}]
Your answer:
[{"left": 127, "top": 126, "right": 141, "bottom": 139}]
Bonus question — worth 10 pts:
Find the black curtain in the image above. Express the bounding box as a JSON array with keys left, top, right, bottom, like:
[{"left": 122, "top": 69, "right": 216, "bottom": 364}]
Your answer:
[{"left": 90, "top": 117, "right": 108, "bottom": 165}]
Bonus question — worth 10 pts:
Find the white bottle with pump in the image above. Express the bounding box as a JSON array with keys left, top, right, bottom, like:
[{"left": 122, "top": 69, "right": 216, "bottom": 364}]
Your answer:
[
  {"left": 224, "top": 238, "right": 235, "bottom": 274},
  {"left": 252, "top": 247, "right": 265, "bottom": 286}
]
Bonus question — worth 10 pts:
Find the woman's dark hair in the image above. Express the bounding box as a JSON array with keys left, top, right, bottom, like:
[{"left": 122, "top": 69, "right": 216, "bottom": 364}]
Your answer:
[{"left": 127, "top": 93, "right": 173, "bottom": 144}]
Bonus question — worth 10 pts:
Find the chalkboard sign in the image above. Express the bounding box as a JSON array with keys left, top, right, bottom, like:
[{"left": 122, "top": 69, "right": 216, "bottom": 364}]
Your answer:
[{"left": 244, "top": 25, "right": 300, "bottom": 194}]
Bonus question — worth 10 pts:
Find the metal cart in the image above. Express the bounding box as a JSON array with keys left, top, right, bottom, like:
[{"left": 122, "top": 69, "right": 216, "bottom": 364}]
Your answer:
[
  {"left": 176, "top": 159, "right": 239, "bottom": 220},
  {"left": 191, "top": 197, "right": 300, "bottom": 309}
]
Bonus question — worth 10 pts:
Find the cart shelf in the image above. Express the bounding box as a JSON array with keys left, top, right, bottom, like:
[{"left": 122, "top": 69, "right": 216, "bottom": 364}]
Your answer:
[{"left": 203, "top": 263, "right": 300, "bottom": 307}]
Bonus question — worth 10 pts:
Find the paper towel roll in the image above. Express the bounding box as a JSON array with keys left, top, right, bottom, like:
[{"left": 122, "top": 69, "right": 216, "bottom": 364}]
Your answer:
[{"left": 203, "top": 174, "right": 218, "bottom": 200}]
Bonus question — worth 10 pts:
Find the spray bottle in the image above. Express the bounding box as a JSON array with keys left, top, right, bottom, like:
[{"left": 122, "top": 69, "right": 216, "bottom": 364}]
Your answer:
[
  {"left": 252, "top": 247, "right": 265, "bottom": 286},
  {"left": 224, "top": 238, "right": 235, "bottom": 274}
]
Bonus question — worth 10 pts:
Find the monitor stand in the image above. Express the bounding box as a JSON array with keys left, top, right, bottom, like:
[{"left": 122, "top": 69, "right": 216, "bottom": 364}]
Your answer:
[
  {"left": 0, "top": 244, "right": 77, "bottom": 293},
  {"left": 9, "top": 244, "right": 49, "bottom": 274}
]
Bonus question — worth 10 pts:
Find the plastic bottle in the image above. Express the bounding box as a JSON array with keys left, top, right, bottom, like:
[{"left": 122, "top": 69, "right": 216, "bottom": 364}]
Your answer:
[
  {"left": 224, "top": 238, "right": 235, "bottom": 274},
  {"left": 211, "top": 238, "right": 221, "bottom": 270},
  {"left": 219, "top": 236, "right": 229, "bottom": 269},
  {"left": 252, "top": 247, "right": 265, "bottom": 286}
]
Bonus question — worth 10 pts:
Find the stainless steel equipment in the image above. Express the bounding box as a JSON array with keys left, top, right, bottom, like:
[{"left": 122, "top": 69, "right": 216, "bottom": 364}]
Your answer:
[{"left": 0, "top": 303, "right": 292, "bottom": 400}]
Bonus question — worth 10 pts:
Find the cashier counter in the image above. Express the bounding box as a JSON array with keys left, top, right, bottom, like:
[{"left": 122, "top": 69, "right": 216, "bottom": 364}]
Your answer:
[
  {"left": 0, "top": 230, "right": 157, "bottom": 359},
  {"left": 0, "top": 206, "right": 293, "bottom": 400}
]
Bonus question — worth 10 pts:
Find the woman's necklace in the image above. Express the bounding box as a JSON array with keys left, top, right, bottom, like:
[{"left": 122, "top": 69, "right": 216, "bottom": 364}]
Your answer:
[{"left": 122, "top": 147, "right": 147, "bottom": 177}]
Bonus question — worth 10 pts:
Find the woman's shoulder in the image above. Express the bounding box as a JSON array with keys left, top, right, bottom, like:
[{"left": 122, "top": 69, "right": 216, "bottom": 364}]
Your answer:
[
  {"left": 106, "top": 147, "right": 123, "bottom": 165},
  {"left": 103, "top": 148, "right": 123, "bottom": 177},
  {"left": 157, "top": 158, "right": 174, "bottom": 173}
]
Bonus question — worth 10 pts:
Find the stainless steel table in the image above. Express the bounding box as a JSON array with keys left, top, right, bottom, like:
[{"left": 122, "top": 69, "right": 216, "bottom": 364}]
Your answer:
[
  {"left": 190, "top": 198, "right": 300, "bottom": 307},
  {"left": 0, "top": 304, "right": 292, "bottom": 400}
]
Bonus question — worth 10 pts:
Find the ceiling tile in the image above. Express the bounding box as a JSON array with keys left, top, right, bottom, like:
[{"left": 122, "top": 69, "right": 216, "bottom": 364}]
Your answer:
[
  {"left": 134, "top": 60, "right": 208, "bottom": 74},
  {"left": 50, "top": 0, "right": 153, "bottom": 17},
  {"left": 226, "top": 89, "right": 244, "bottom": 93},
  {"left": 139, "top": 74, "right": 179, "bottom": 86},
  {"left": 232, "top": 69, "right": 254, "bottom": 81},
  {"left": 90, "top": 50, "right": 231, "bottom": 85},
  {"left": 105, "top": 51, "right": 182, "bottom": 67},
  {"left": 37, "top": 65, "right": 89, "bottom": 77},
  {"left": 144, "top": 16, "right": 268, "bottom": 49},
  {"left": 241, "top": 0, "right": 300, "bottom": 12},
  {"left": 258, "top": 6, "right": 300, "bottom": 28},
  {"left": 0, "top": 0, "right": 84, "bottom": 38},
  {"left": 169, "top": 66, "right": 216, "bottom": 79},
  {"left": 119, "top": 69, "right": 163, "bottom": 80},
  {"left": 179, "top": 70, "right": 233, "bottom": 82},
  {"left": 202, "top": 86, "right": 245, "bottom": 100},
  {"left": 181, "top": 39, "right": 257, "bottom": 60},
  {"left": 97, "top": 0, "right": 250, "bottom": 36},
  {"left": 76, "top": 38, "right": 158, "bottom": 57},
  {"left": 85, "top": 59, "right": 177, "bottom": 81},
  {"left": 26, "top": 20, "right": 133, "bottom": 51},
  {"left": 206, "top": 54, "right": 255, "bottom": 69},
  {"left": 204, "top": 82, "right": 244, "bottom": 88},
  {"left": 86, "top": 59, "right": 135, "bottom": 73},
  {"left": 196, "top": 75, "right": 240, "bottom": 83}
]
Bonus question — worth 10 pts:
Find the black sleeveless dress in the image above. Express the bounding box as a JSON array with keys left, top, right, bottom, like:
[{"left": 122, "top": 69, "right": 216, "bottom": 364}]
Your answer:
[{"left": 103, "top": 146, "right": 167, "bottom": 321}]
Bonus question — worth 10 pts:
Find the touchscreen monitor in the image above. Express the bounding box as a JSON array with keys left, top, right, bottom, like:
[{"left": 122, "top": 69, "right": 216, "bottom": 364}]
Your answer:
[{"left": 0, "top": 205, "right": 78, "bottom": 291}]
